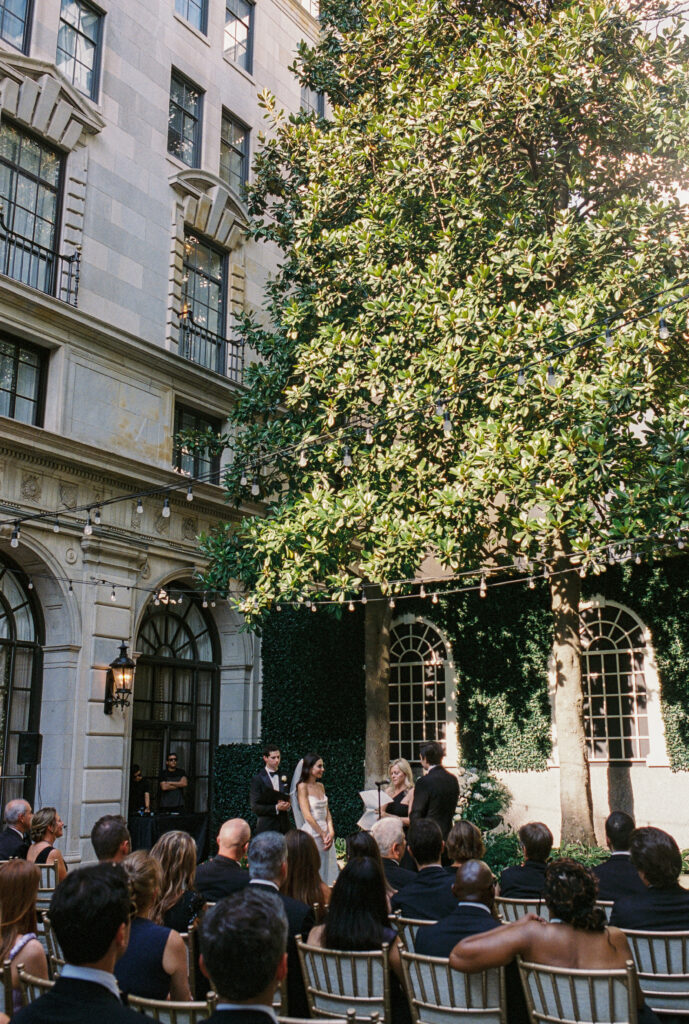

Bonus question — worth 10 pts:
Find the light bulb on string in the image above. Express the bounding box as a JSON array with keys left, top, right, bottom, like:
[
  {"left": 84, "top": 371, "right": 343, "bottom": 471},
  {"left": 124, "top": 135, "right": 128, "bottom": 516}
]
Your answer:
[
  {"left": 53, "top": 519, "right": 60, "bottom": 533},
  {"left": 365, "top": 428, "right": 373, "bottom": 445},
  {"left": 154, "top": 590, "right": 161, "bottom": 606},
  {"left": 10, "top": 523, "right": 20, "bottom": 548},
  {"left": 547, "top": 364, "right": 557, "bottom": 388},
  {"left": 608, "top": 546, "right": 616, "bottom": 565},
  {"left": 27, "top": 577, "right": 33, "bottom": 590},
  {"left": 604, "top": 326, "right": 613, "bottom": 348},
  {"left": 276, "top": 604, "right": 282, "bottom": 612},
  {"left": 442, "top": 410, "right": 453, "bottom": 436},
  {"left": 528, "top": 576, "right": 535, "bottom": 589},
  {"left": 310, "top": 603, "right": 317, "bottom": 612},
  {"left": 251, "top": 476, "right": 260, "bottom": 497},
  {"left": 634, "top": 552, "right": 642, "bottom": 565},
  {"left": 419, "top": 584, "right": 426, "bottom": 599},
  {"left": 659, "top": 314, "right": 670, "bottom": 341},
  {"left": 305, "top": 599, "right": 312, "bottom": 608},
  {"left": 361, "top": 592, "right": 367, "bottom": 605},
  {"left": 348, "top": 601, "right": 355, "bottom": 612},
  {"left": 543, "top": 564, "right": 550, "bottom": 580},
  {"left": 110, "top": 586, "right": 116, "bottom": 602},
  {"left": 298, "top": 451, "right": 307, "bottom": 469},
  {"left": 579, "top": 565, "right": 587, "bottom": 578},
  {"left": 136, "top": 499, "right": 144, "bottom": 514},
  {"left": 162, "top": 497, "right": 171, "bottom": 518},
  {"left": 389, "top": 598, "right": 395, "bottom": 609},
  {"left": 240, "top": 468, "right": 248, "bottom": 486},
  {"left": 186, "top": 484, "right": 193, "bottom": 502},
  {"left": 435, "top": 398, "right": 445, "bottom": 417},
  {"left": 210, "top": 599, "right": 216, "bottom": 608},
  {"left": 83, "top": 514, "right": 93, "bottom": 537},
  {"left": 517, "top": 368, "right": 525, "bottom": 387},
  {"left": 343, "top": 446, "right": 352, "bottom": 468},
  {"left": 68, "top": 580, "right": 73, "bottom": 594},
  {"left": 432, "top": 592, "right": 438, "bottom": 604},
  {"left": 202, "top": 593, "right": 208, "bottom": 608},
  {"left": 480, "top": 574, "right": 487, "bottom": 598},
  {"left": 94, "top": 507, "right": 102, "bottom": 526}
]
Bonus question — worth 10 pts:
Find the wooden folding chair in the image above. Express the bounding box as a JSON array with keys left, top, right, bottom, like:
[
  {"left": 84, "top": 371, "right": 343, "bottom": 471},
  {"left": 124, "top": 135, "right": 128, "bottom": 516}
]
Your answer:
[
  {"left": 1, "top": 958, "right": 15, "bottom": 1016},
  {"left": 401, "top": 948, "right": 507, "bottom": 1024},
  {"left": 393, "top": 916, "right": 437, "bottom": 954},
  {"left": 279, "top": 1011, "right": 360, "bottom": 1024},
  {"left": 596, "top": 901, "right": 614, "bottom": 922},
  {"left": 17, "top": 963, "right": 54, "bottom": 1005},
  {"left": 297, "top": 937, "right": 391, "bottom": 1023},
  {"left": 624, "top": 929, "right": 689, "bottom": 1018},
  {"left": 35, "top": 862, "right": 59, "bottom": 918},
  {"left": 495, "top": 897, "right": 548, "bottom": 923},
  {"left": 127, "top": 991, "right": 217, "bottom": 1022},
  {"left": 517, "top": 956, "right": 638, "bottom": 1024},
  {"left": 41, "top": 913, "right": 64, "bottom": 980}
]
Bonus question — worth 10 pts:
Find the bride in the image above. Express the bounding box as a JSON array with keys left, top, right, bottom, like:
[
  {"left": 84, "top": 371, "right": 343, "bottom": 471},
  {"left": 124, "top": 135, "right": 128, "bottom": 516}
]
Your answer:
[{"left": 291, "top": 753, "right": 338, "bottom": 885}]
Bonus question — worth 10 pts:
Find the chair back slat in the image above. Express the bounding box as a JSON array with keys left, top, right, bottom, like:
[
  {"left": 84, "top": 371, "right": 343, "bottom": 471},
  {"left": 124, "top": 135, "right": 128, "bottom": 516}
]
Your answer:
[
  {"left": 596, "top": 902, "right": 614, "bottom": 923},
  {"left": 400, "top": 949, "right": 506, "bottom": 1024},
  {"left": 517, "top": 957, "right": 638, "bottom": 1024},
  {"left": 17, "top": 964, "right": 54, "bottom": 1005},
  {"left": 297, "top": 938, "right": 391, "bottom": 1023},
  {"left": 2, "top": 958, "right": 15, "bottom": 1016},
  {"left": 624, "top": 929, "right": 689, "bottom": 1014},
  {"left": 394, "top": 916, "right": 437, "bottom": 954},
  {"left": 495, "top": 897, "right": 548, "bottom": 923},
  {"left": 127, "top": 991, "right": 217, "bottom": 1022},
  {"left": 35, "top": 863, "right": 59, "bottom": 914}
]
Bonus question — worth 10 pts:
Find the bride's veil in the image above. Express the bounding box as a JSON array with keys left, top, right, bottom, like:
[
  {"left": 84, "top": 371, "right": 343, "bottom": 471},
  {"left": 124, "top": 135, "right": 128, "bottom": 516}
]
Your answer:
[{"left": 290, "top": 759, "right": 305, "bottom": 828}]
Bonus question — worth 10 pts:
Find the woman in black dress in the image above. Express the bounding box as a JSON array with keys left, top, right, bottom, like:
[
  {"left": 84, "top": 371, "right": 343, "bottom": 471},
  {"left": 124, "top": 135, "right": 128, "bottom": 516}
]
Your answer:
[
  {"left": 150, "top": 829, "right": 205, "bottom": 932},
  {"left": 27, "top": 807, "right": 67, "bottom": 882},
  {"left": 380, "top": 758, "right": 414, "bottom": 825}
]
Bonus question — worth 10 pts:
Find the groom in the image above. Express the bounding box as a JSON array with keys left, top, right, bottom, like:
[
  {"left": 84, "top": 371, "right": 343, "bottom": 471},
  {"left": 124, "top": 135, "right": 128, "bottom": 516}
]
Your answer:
[{"left": 250, "top": 744, "right": 292, "bottom": 834}]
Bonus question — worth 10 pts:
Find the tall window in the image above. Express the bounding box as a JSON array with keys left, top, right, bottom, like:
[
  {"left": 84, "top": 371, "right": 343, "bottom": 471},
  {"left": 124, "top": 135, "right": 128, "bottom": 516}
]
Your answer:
[
  {"left": 56, "top": 0, "right": 103, "bottom": 100},
  {"left": 0, "top": 558, "right": 43, "bottom": 810},
  {"left": 182, "top": 232, "right": 225, "bottom": 336},
  {"left": 0, "top": 335, "right": 45, "bottom": 425},
  {"left": 224, "top": 0, "right": 253, "bottom": 73},
  {"left": 0, "top": 121, "right": 62, "bottom": 294},
  {"left": 168, "top": 71, "right": 203, "bottom": 167},
  {"left": 175, "top": 0, "right": 207, "bottom": 32},
  {"left": 389, "top": 619, "right": 448, "bottom": 768},
  {"left": 174, "top": 404, "right": 221, "bottom": 484},
  {"left": 220, "top": 111, "right": 249, "bottom": 195},
  {"left": 581, "top": 603, "right": 650, "bottom": 761},
  {"left": 0, "top": 0, "right": 31, "bottom": 52},
  {"left": 133, "top": 590, "right": 219, "bottom": 813},
  {"left": 300, "top": 84, "right": 325, "bottom": 118}
]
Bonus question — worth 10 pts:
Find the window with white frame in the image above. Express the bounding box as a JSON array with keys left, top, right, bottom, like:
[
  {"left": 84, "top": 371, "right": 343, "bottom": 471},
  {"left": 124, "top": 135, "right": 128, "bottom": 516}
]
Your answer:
[
  {"left": 580, "top": 603, "right": 650, "bottom": 762},
  {"left": 56, "top": 0, "right": 103, "bottom": 101},
  {"left": 389, "top": 619, "right": 449, "bottom": 769}
]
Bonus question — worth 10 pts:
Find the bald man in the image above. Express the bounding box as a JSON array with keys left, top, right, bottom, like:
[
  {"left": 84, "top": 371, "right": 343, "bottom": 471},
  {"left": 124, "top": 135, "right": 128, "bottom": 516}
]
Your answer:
[
  {"left": 415, "top": 860, "right": 500, "bottom": 956},
  {"left": 195, "top": 818, "right": 251, "bottom": 901}
]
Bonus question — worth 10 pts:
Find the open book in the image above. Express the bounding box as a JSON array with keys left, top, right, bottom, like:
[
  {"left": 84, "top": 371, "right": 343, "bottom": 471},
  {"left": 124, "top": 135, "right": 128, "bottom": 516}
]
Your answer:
[{"left": 357, "top": 788, "right": 389, "bottom": 831}]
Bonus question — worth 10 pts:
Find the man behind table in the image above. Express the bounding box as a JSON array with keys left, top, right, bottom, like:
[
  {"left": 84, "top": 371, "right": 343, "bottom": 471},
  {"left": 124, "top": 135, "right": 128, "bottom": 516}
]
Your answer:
[{"left": 158, "top": 753, "right": 187, "bottom": 812}]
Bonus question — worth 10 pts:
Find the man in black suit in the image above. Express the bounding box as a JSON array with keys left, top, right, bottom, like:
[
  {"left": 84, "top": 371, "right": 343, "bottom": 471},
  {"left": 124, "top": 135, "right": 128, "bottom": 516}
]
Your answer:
[
  {"left": 249, "top": 744, "right": 291, "bottom": 834},
  {"left": 593, "top": 811, "right": 646, "bottom": 902},
  {"left": 610, "top": 826, "right": 689, "bottom": 930},
  {"left": 390, "top": 819, "right": 456, "bottom": 919},
  {"left": 248, "top": 831, "right": 314, "bottom": 1017},
  {"left": 0, "top": 799, "right": 31, "bottom": 860},
  {"left": 199, "top": 887, "right": 289, "bottom": 1024},
  {"left": 195, "top": 818, "right": 251, "bottom": 900},
  {"left": 13, "top": 863, "right": 155, "bottom": 1023},
  {"left": 371, "top": 817, "right": 416, "bottom": 890},
  {"left": 499, "top": 822, "right": 552, "bottom": 898},
  {"left": 410, "top": 742, "right": 459, "bottom": 840},
  {"left": 91, "top": 815, "right": 131, "bottom": 863}
]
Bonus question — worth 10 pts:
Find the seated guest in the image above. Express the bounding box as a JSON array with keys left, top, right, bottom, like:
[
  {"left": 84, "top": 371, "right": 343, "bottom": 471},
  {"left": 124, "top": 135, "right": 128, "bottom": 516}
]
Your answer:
[
  {"left": 198, "top": 887, "right": 289, "bottom": 1024},
  {"left": 27, "top": 807, "right": 68, "bottom": 882},
  {"left": 0, "top": 799, "right": 31, "bottom": 860},
  {"left": 593, "top": 811, "right": 646, "bottom": 902},
  {"left": 346, "top": 830, "right": 394, "bottom": 897},
  {"left": 450, "top": 859, "right": 659, "bottom": 1024},
  {"left": 610, "top": 826, "right": 689, "bottom": 930},
  {"left": 0, "top": 861, "right": 48, "bottom": 1013},
  {"left": 248, "top": 830, "right": 314, "bottom": 1017},
  {"left": 499, "top": 821, "right": 552, "bottom": 898},
  {"left": 445, "top": 820, "right": 485, "bottom": 877},
  {"left": 91, "top": 815, "right": 131, "bottom": 863},
  {"left": 195, "top": 818, "right": 251, "bottom": 900},
  {"left": 12, "top": 862, "right": 156, "bottom": 1023},
  {"left": 150, "top": 830, "right": 205, "bottom": 932},
  {"left": 282, "top": 829, "right": 330, "bottom": 922},
  {"left": 371, "top": 817, "right": 416, "bottom": 890},
  {"left": 114, "top": 851, "right": 191, "bottom": 1001},
  {"left": 390, "top": 819, "right": 456, "bottom": 919}
]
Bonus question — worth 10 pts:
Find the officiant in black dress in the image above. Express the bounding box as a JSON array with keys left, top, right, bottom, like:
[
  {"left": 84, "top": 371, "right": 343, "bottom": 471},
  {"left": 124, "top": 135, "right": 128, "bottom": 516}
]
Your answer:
[{"left": 250, "top": 745, "right": 292, "bottom": 834}]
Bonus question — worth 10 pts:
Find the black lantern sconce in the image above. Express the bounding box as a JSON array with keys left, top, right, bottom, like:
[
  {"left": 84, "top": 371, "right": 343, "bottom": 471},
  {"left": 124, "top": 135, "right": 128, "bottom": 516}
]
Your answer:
[{"left": 104, "top": 641, "right": 136, "bottom": 715}]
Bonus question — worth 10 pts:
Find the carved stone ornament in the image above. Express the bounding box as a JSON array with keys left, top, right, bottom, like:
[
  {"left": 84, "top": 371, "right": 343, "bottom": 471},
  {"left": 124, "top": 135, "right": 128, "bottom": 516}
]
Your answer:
[
  {"left": 65, "top": 548, "right": 78, "bottom": 565},
  {"left": 154, "top": 514, "right": 170, "bottom": 536},
  {"left": 130, "top": 503, "right": 142, "bottom": 530},
  {"left": 20, "top": 473, "right": 41, "bottom": 500},
  {"left": 59, "top": 483, "right": 78, "bottom": 509},
  {"left": 182, "top": 517, "right": 198, "bottom": 541},
  {"left": 140, "top": 559, "right": 151, "bottom": 580}
]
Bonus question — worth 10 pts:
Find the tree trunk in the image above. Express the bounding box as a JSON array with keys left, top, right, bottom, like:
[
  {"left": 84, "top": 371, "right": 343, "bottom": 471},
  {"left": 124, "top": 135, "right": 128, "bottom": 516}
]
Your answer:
[
  {"left": 550, "top": 560, "right": 596, "bottom": 845},
  {"left": 364, "top": 589, "right": 392, "bottom": 789}
]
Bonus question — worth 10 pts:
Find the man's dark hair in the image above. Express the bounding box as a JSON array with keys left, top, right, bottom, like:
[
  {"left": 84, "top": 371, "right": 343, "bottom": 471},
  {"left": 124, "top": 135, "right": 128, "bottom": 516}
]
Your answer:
[
  {"left": 200, "top": 888, "right": 288, "bottom": 1001},
  {"left": 91, "top": 814, "right": 131, "bottom": 861},
  {"left": 50, "top": 864, "right": 130, "bottom": 964},
  {"left": 630, "top": 826, "right": 682, "bottom": 888},
  {"left": 407, "top": 819, "right": 443, "bottom": 866},
  {"left": 605, "top": 811, "right": 635, "bottom": 852},
  {"left": 262, "top": 744, "right": 280, "bottom": 758},
  {"left": 419, "top": 741, "right": 443, "bottom": 766},
  {"left": 518, "top": 822, "right": 553, "bottom": 863}
]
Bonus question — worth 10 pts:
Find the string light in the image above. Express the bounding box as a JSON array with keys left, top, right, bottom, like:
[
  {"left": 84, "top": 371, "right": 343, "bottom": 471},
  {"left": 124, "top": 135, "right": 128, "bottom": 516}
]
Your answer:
[
  {"left": 94, "top": 507, "right": 101, "bottom": 526},
  {"left": 659, "top": 313, "right": 669, "bottom": 341},
  {"left": 136, "top": 499, "right": 144, "bottom": 514},
  {"left": 389, "top": 598, "right": 395, "bottom": 608},
  {"left": 528, "top": 576, "right": 535, "bottom": 589},
  {"left": 68, "top": 580, "right": 73, "bottom": 594},
  {"left": 310, "top": 603, "right": 317, "bottom": 612},
  {"left": 419, "top": 584, "right": 426, "bottom": 599},
  {"left": 361, "top": 592, "right": 367, "bottom": 605},
  {"left": 10, "top": 522, "right": 19, "bottom": 548},
  {"left": 547, "top": 364, "right": 557, "bottom": 387},
  {"left": 517, "top": 368, "right": 525, "bottom": 387},
  {"left": 276, "top": 604, "right": 282, "bottom": 612},
  {"left": 202, "top": 593, "right": 208, "bottom": 608},
  {"left": 579, "top": 565, "right": 587, "bottom": 577},
  {"left": 53, "top": 519, "right": 60, "bottom": 532},
  {"left": 480, "top": 574, "right": 487, "bottom": 598},
  {"left": 110, "top": 586, "right": 117, "bottom": 601},
  {"left": 435, "top": 398, "right": 445, "bottom": 417},
  {"left": 343, "top": 446, "right": 352, "bottom": 468},
  {"left": 83, "top": 514, "right": 93, "bottom": 537},
  {"left": 605, "top": 326, "right": 613, "bottom": 348},
  {"left": 240, "top": 469, "right": 248, "bottom": 486},
  {"left": 442, "top": 411, "right": 452, "bottom": 436},
  {"left": 251, "top": 477, "right": 260, "bottom": 497},
  {"left": 364, "top": 428, "right": 373, "bottom": 445},
  {"left": 348, "top": 601, "right": 355, "bottom": 611},
  {"left": 162, "top": 498, "right": 171, "bottom": 518},
  {"left": 432, "top": 592, "right": 438, "bottom": 604},
  {"left": 27, "top": 577, "right": 33, "bottom": 589},
  {"left": 298, "top": 451, "right": 307, "bottom": 468},
  {"left": 186, "top": 484, "right": 194, "bottom": 502}
]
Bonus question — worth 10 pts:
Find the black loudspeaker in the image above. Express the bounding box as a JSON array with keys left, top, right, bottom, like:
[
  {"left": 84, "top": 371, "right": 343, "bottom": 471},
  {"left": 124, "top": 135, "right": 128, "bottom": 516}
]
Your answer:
[{"left": 17, "top": 733, "right": 42, "bottom": 766}]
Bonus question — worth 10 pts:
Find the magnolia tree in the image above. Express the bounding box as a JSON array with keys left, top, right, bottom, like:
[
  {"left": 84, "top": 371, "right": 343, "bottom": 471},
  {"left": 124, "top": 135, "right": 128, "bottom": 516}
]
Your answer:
[{"left": 199, "top": 0, "right": 689, "bottom": 841}]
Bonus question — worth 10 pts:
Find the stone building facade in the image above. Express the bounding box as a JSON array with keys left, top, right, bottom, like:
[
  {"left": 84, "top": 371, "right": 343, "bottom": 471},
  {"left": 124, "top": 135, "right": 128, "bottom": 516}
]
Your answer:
[{"left": 0, "top": 0, "right": 320, "bottom": 862}]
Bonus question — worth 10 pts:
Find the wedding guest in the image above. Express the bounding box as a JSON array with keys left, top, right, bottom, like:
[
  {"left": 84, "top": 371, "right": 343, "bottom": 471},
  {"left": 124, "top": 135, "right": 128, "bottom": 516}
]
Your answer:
[
  {"left": 409, "top": 742, "right": 459, "bottom": 840},
  {"left": 346, "top": 830, "right": 394, "bottom": 899},
  {"left": 0, "top": 861, "right": 48, "bottom": 1013},
  {"left": 195, "top": 818, "right": 251, "bottom": 901},
  {"left": 150, "top": 830, "right": 205, "bottom": 932},
  {"left": 282, "top": 830, "right": 330, "bottom": 922},
  {"left": 593, "top": 811, "right": 646, "bottom": 902},
  {"left": 610, "top": 826, "right": 689, "bottom": 930},
  {"left": 91, "top": 815, "right": 131, "bottom": 863},
  {"left": 445, "top": 820, "right": 485, "bottom": 876},
  {"left": 499, "top": 822, "right": 552, "bottom": 898},
  {"left": 371, "top": 817, "right": 416, "bottom": 890},
  {"left": 0, "top": 799, "right": 31, "bottom": 860},
  {"left": 115, "top": 851, "right": 192, "bottom": 1002},
  {"left": 27, "top": 807, "right": 67, "bottom": 882},
  {"left": 390, "top": 819, "right": 456, "bottom": 919}
]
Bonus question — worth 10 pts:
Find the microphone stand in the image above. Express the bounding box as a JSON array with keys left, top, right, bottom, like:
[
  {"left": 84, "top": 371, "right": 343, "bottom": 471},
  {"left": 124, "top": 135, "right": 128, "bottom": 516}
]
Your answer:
[{"left": 375, "top": 780, "right": 388, "bottom": 819}]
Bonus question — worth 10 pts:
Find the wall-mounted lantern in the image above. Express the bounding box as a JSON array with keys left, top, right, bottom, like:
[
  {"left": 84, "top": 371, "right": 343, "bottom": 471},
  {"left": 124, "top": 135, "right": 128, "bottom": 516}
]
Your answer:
[{"left": 104, "top": 641, "right": 136, "bottom": 715}]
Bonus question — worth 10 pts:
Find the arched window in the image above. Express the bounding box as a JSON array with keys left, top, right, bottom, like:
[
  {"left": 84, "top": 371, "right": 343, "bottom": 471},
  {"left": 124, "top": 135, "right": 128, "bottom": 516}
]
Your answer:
[
  {"left": 132, "top": 588, "right": 219, "bottom": 812},
  {"left": 0, "top": 557, "right": 43, "bottom": 808},
  {"left": 580, "top": 603, "right": 650, "bottom": 762},
  {"left": 389, "top": 618, "right": 453, "bottom": 769}
]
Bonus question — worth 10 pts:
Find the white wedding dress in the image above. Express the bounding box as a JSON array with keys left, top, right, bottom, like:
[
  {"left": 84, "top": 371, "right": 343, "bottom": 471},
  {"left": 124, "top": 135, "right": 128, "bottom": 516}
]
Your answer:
[{"left": 301, "top": 793, "right": 338, "bottom": 885}]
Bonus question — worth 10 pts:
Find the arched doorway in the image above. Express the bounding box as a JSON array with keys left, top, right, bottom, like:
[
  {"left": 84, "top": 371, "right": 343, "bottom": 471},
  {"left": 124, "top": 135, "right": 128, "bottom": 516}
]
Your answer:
[
  {"left": 132, "top": 587, "right": 220, "bottom": 813},
  {"left": 0, "top": 555, "right": 43, "bottom": 808}
]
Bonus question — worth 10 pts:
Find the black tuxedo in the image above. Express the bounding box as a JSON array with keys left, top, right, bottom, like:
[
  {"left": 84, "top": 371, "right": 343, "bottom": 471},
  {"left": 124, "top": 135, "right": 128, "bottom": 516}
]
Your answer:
[
  {"left": 195, "top": 855, "right": 250, "bottom": 901},
  {"left": 593, "top": 853, "right": 646, "bottom": 903},
  {"left": 499, "top": 860, "right": 548, "bottom": 899},
  {"left": 249, "top": 880, "right": 314, "bottom": 1017},
  {"left": 12, "top": 977, "right": 154, "bottom": 1023},
  {"left": 0, "top": 824, "right": 28, "bottom": 860},
  {"left": 609, "top": 884, "right": 689, "bottom": 931},
  {"left": 250, "top": 768, "right": 291, "bottom": 834},
  {"left": 383, "top": 857, "right": 417, "bottom": 891},
  {"left": 390, "top": 865, "right": 456, "bottom": 920},
  {"left": 203, "top": 1011, "right": 276, "bottom": 1024},
  {"left": 410, "top": 766, "right": 459, "bottom": 839}
]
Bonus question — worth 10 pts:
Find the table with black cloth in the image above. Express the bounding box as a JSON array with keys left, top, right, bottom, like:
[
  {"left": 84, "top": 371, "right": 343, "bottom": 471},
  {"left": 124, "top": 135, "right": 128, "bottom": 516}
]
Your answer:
[{"left": 128, "top": 812, "right": 208, "bottom": 859}]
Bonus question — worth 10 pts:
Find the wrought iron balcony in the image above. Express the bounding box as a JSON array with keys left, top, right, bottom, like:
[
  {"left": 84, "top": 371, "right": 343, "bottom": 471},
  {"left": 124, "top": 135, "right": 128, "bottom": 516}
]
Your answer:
[
  {"left": 179, "top": 313, "right": 244, "bottom": 384},
  {"left": 0, "top": 207, "right": 80, "bottom": 306}
]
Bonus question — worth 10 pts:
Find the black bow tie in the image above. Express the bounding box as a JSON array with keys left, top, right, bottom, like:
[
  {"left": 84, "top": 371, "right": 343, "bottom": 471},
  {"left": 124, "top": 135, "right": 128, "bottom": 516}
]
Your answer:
[{"left": 268, "top": 771, "right": 277, "bottom": 777}]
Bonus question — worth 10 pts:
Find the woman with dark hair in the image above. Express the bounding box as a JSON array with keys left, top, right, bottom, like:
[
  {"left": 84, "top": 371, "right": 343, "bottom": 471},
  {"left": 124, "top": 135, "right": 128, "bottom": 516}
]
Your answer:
[
  {"left": 282, "top": 829, "right": 331, "bottom": 920},
  {"left": 0, "top": 861, "right": 48, "bottom": 1013},
  {"left": 291, "top": 753, "right": 337, "bottom": 884},
  {"left": 450, "top": 858, "right": 660, "bottom": 1024},
  {"left": 445, "top": 820, "right": 485, "bottom": 876},
  {"left": 346, "top": 830, "right": 394, "bottom": 898},
  {"left": 150, "top": 829, "right": 205, "bottom": 931}
]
